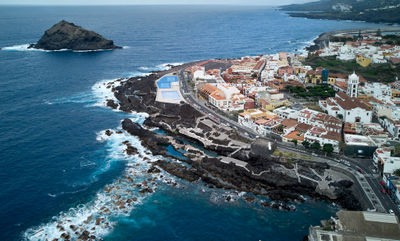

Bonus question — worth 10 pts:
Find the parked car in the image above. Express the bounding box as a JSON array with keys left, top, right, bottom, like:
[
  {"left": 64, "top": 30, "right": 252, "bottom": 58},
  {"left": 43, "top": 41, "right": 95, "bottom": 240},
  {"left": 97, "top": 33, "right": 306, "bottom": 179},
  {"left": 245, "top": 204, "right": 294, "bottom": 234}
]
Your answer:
[{"left": 389, "top": 209, "right": 394, "bottom": 214}]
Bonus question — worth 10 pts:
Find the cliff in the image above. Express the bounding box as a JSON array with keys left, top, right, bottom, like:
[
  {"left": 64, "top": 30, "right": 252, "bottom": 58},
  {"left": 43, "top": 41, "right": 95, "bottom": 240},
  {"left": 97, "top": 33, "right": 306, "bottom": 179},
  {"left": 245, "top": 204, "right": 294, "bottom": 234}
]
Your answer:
[
  {"left": 281, "top": 0, "right": 400, "bottom": 24},
  {"left": 29, "top": 20, "right": 121, "bottom": 51}
]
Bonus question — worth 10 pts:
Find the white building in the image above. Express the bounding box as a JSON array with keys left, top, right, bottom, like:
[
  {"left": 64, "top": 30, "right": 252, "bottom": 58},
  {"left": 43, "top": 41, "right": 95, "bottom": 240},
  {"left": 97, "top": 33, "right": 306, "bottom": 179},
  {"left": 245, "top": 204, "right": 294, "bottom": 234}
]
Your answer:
[
  {"left": 361, "top": 82, "right": 392, "bottom": 103},
  {"left": 320, "top": 92, "right": 373, "bottom": 124},
  {"left": 273, "top": 106, "right": 300, "bottom": 119},
  {"left": 373, "top": 147, "right": 400, "bottom": 174},
  {"left": 304, "top": 126, "right": 341, "bottom": 152},
  {"left": 379, "top": 117, "right": 400, "bottom": 140},
  {"left": 208, "top": 84, "right": 245, "bottom": 112},
  {"left": 347, "top": 72, "right": 359, "bottom": 98}
]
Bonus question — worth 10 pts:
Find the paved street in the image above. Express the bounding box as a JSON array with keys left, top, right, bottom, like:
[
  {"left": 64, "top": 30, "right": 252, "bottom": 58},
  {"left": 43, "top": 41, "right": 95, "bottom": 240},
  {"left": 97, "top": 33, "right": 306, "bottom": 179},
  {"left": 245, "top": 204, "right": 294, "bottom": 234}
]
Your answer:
[{"left": 177, "top": 67, "right": 400, "bottom": 218}]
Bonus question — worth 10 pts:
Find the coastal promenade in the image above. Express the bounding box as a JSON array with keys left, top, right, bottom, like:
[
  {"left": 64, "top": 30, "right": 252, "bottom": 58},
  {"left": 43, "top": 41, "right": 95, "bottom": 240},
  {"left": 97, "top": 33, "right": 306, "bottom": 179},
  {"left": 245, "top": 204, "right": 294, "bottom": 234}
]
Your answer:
[{"left": 176, "top": 65, "right": 400, "bottom": 218}]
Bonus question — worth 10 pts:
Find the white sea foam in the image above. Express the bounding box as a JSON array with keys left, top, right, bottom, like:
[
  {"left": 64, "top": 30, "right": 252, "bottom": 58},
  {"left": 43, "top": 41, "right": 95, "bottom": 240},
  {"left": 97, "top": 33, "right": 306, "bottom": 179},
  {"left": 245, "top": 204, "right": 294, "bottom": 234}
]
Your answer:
[
  {"left": 156, "top": 62, "right": 184, "bottom": 70},
  {"left": 91, "top": 78, "right": 124, "bottom": 109},
  {"left": 138, "top": 62, "right": 184, "bottom": 73},
  {"left": 1, "top": 44, "right": 45, "bottom": 52},
  {"left": 23, "top": 127, "right": 176, "bottom": 241},
  {"left": 1, "top": 44, "right": 118, "bottom": 53},
  {"left": 123, "top": 71, "right": 152, "bottom": 78}
]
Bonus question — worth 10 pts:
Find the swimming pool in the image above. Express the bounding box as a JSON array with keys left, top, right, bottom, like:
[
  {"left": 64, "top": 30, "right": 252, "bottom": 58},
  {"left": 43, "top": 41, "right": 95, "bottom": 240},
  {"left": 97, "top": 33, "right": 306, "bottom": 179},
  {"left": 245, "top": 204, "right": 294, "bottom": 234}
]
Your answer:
[
  {"left": 161, "top": 91, "right": 181, "bottom": 100},
  {"left": 157, "top": 76, "right": 178, "bottom": 89}
]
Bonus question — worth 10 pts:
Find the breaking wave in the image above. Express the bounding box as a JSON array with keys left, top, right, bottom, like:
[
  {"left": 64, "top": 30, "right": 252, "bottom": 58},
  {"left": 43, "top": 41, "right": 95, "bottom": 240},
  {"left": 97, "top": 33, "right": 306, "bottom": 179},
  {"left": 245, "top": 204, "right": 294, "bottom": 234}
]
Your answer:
[
  {"left": 23, "top": 126, "right": 177, "bottom": 241},
  {"left": 1, "top": 44, "right": 117, "bottom": 53}
]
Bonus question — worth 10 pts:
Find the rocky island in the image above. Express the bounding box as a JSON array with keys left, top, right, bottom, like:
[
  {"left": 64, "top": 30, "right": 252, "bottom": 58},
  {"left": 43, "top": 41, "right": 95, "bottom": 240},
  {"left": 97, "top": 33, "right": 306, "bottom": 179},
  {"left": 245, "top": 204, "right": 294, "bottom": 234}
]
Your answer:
[{"left": 29, "top": 20, "right": 121, "bottom": 51}]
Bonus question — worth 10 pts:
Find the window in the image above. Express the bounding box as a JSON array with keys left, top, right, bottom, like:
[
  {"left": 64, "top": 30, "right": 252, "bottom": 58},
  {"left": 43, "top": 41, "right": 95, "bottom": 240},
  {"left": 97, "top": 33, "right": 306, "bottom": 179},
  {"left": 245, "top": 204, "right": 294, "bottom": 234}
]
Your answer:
[{"left": 348, "top": 112, "right": 350, "bottom": 115}]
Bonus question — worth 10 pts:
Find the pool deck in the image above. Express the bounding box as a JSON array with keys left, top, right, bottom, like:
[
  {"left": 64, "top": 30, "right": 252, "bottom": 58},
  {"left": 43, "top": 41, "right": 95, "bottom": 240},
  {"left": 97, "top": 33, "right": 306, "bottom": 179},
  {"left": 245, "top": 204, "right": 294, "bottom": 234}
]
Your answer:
[{"left": 155, "top": 74, "right": 185, "bottom": 104}]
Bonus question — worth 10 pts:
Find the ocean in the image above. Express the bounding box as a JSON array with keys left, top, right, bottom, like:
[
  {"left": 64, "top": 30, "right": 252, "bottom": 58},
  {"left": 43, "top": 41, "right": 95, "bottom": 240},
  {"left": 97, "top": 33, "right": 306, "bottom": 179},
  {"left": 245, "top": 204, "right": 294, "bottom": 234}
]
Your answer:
[{"left": 0, "top": 5, "right": 387, "bottom": 241}]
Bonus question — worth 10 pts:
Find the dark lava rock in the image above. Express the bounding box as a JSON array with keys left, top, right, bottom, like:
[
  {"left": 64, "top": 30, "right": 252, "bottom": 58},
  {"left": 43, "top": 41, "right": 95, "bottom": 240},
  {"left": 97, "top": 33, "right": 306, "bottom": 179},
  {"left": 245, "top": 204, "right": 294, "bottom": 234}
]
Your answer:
[
  {"left": 249, "top": 138, "right": 276, "bottom": 164},
  {"left": 77, "top": 230, "right": 90, "bottom": 241},
  {"left": 106, "top": 99, "right": 119, "bottom": 109},
  {"left": 147, "top": 165, "right": 161, "bottom": 173},
  {"left": 29, "top": 20, "right": 121, "bottom": 51},
  {"left": 125, "top": 145, "right": 138, "bottom": 155},
  {"left": 105, "top": 130, "right": 112, "bottom": 136},
  {"left": 155, "top": 159, "right": 201, "bottom": 182}
]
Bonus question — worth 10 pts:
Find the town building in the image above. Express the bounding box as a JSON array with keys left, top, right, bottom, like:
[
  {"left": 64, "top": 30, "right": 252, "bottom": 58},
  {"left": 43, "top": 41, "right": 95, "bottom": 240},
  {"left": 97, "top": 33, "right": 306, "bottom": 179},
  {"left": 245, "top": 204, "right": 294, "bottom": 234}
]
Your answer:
[
  {"left": 344, "top": 134, "right": 378, "bottom": 158},
  {"left": 373, "top": 147, "right": 400, "bottom": 175},
  {"left": 347, "top": 72, "right": 359, "bottom": 98},
  {"left": 320, "top": 92, "right": 373, "bottom": 124},
  {"left": 308, "top": 210, "right": 400, "bottom": 241}
]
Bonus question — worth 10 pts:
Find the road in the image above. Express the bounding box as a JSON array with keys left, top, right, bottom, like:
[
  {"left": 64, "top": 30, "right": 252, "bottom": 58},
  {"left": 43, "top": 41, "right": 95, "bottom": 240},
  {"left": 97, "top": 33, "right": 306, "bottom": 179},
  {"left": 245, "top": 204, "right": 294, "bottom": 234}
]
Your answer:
[{"left": 177, "top": 67, "right": 400, "bottom": 217}]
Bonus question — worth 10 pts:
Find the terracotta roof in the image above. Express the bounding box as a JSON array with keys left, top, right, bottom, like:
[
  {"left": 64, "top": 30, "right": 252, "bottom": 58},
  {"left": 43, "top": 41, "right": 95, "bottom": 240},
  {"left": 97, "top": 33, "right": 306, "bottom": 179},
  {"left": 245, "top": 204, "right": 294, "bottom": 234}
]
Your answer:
[
  {"left": 210, "top": 90, "right": 226, "bottom": 101},
  {"left": 200, "top": 84, "right": 219, "bottom": 95},
  {"left": 281, "top": 118, "right": 298, "bottom": 129},
  {"left": 321, "top": 131, "right": 341, "bottom": 142},
  {"left": 334, "top": 92, "right": 372, "bottom": 111},
  {"left": 283, "top": 130, "right": 304, "bottom": 142},
  {"left": 296, "top": 123, "right": 313, "bottom": 133}
]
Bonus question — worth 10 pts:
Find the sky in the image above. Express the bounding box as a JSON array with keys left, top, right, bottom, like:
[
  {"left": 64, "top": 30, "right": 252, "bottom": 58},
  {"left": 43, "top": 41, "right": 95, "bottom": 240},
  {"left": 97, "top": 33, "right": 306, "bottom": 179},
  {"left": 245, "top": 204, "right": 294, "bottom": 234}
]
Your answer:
[{"left": 0, "top": 0, "right": 314, "bottom": 6}]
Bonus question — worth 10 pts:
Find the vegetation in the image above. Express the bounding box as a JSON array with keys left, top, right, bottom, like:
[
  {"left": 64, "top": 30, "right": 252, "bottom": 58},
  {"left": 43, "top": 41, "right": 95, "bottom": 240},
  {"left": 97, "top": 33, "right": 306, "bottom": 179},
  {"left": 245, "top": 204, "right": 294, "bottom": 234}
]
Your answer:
[
  {"left": 323, "top": 144, "right": 334, "bottom": 155},
  {"left": 330, "top": 36, "right": 355, "bottom": 43},
  {"left": 302, "top": 140, "right": 310, "bottom": 149},
  {"left": 393, "top": 144, "right": 400, "bottom": 156},
  {"left": 383, "top": 34, "right": 400, "bottom": 45},
  {"left": 282, "top": 1, "right": 400, "bottom": 24},
  {"left": 311, "top": 141, "right": 321, "bottom": 151},
  {"left": 286, "top": 85, "right": 336, "bottom": 98},
  {"left": 303, "top": 56, "right": 400, "bottom": 83},
  {"left": 394, "top": 169, "right": 400, "bottom": 177},
  {"left": 291, "top": 139, "right": 298, "bottom": 146}
]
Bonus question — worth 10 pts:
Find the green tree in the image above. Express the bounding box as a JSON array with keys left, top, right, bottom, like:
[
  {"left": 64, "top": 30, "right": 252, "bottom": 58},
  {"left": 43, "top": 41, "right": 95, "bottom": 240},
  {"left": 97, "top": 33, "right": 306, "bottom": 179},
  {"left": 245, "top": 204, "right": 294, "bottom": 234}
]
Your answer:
[
  {"left": 311, "top": 141, "right": 321, "bottom": 151},
  {"left": 323, "top": 144, "right": 334, "bottom": 155},
  {"left": 302, "top": 140, "right": 310, "bottom": 148},
  {"left": 394, "top": 169, "right": 400, "bottom": 177},
  {"left": 277, "top": 125, "right": 284, "bottom": 132},
  {"left": 291, "top": 139, "right": 298, "bottom": 146},
  {"left": 337, "top": 114, "right": 343, "bottom": 120},
  {"left": 393, "top": 144, "right": 400, "bottom": 155}
]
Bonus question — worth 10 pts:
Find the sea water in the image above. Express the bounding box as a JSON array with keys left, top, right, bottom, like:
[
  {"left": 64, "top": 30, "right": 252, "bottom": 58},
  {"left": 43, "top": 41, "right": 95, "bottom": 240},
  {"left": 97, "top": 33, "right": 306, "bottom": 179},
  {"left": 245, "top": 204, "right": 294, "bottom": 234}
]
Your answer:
[{"left": 0, "top": 5, "right": 386, "bottom": 241}]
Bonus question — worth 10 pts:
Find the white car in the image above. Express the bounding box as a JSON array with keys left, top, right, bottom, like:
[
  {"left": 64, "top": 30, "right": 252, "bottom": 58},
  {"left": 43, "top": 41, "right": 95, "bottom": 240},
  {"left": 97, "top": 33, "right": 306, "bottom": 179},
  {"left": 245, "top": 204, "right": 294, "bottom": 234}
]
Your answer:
[{"left": 389, "top": 209, "right": 394, "bottom": 214}]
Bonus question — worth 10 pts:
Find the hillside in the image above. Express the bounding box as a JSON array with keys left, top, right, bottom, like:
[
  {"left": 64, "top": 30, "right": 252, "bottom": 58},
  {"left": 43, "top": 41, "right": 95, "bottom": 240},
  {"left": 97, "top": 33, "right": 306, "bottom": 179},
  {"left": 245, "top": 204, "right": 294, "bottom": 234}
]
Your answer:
[{"left": 281, "top": 0, "right": 400, "bottom": 24}]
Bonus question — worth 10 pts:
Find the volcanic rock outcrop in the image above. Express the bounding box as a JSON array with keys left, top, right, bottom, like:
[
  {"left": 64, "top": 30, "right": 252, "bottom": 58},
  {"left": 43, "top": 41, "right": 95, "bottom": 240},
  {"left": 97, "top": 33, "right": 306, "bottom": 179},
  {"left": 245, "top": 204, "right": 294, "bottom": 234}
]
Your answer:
[{"left": 29, "top": 20, "right": 121, "bottom": 51}]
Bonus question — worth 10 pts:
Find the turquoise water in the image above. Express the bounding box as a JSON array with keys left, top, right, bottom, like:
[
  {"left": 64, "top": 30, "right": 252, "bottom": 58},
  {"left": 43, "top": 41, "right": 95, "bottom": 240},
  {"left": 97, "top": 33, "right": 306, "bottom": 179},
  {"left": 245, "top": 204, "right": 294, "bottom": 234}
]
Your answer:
[
  {"left": 161, "top": 90, "right": 181, "bottom": 100},
  {"left": 0, "top": 5, "right": 386, "bottom": 241},
  {"left": 157, "top": 76, "right": 179, "bottom": 89}
]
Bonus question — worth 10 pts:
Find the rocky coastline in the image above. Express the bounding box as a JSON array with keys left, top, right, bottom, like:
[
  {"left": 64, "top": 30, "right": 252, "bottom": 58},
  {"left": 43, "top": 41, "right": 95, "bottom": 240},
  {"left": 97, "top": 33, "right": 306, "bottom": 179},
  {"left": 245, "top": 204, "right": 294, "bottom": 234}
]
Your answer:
[{"left": 99, "top": 62, "right": 365, "bottom": 212}]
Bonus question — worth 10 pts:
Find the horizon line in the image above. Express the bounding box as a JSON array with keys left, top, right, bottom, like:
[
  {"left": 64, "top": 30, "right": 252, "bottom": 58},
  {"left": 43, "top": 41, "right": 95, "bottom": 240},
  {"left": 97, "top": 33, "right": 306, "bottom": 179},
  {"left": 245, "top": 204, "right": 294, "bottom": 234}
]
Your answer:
[{"left": 0, "top": 3, "right": 282, "bottom": 7}]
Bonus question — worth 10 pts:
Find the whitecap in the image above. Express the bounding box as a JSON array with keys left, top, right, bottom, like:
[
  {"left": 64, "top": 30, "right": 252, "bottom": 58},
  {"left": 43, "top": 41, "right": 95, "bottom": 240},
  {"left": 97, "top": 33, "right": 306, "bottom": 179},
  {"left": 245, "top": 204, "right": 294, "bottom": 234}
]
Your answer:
[
  {"left": 1, "top": 44, "right": 43, "bottom": 52},
  {"left": 47, "top": 193, "right": 57, "bottom": 198},
  {"left": 23, "top": 126, "right": 170, "bottom": 241},
  {"left": 156, "top": 62, "right": 184, "bottom": 70},
  {"left": 91, "top": 78, "right": 124, "bottom": 109},
  {"left": 1, "top": 44, "right": 120, "bottom": 53}
]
